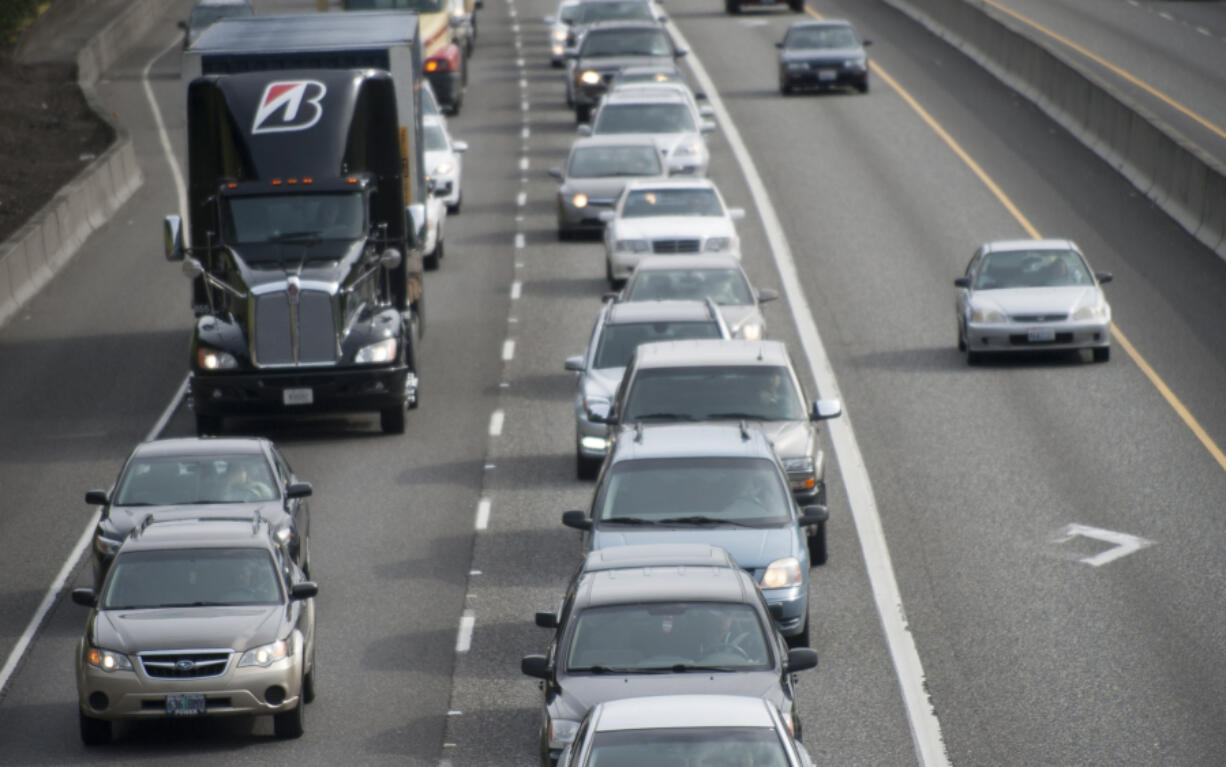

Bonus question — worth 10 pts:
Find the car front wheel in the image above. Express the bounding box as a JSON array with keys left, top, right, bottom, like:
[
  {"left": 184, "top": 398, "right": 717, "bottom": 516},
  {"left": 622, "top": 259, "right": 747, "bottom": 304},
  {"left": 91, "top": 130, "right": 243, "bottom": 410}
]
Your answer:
[
  {"left": 1093, "top": 346, "right": 1110, "bottom": 363},
  {"left": 273, "top": 683, "right": 305, "bottom": 739},
  {"left": 79, "top": 711, "right": 111, "bottom": 746},
  {"left": 808, "top": 521, "right": 827, "bottom": 566}
]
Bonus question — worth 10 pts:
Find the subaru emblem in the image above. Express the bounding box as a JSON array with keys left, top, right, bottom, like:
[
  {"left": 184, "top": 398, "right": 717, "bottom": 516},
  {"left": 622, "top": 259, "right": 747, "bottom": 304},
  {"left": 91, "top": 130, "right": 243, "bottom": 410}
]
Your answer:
[
  {"left": 287, "top": 275, "right": 301, "bottom": 305},
  {"left": 176, "top": 660, "right": 196, "bottom": 672}
]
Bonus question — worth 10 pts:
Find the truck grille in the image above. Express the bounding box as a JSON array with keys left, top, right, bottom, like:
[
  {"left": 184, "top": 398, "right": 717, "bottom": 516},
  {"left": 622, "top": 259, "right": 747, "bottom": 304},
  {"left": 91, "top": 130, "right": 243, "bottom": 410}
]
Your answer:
[
  {"left": 140, "top": 650, "right": 232, "bottom": 679},
  {"left": 651, "top": 239, "right": 701, "bottom": 254},
  {"left": 254, "top": 289, "right": 339, "bottom": 367}
]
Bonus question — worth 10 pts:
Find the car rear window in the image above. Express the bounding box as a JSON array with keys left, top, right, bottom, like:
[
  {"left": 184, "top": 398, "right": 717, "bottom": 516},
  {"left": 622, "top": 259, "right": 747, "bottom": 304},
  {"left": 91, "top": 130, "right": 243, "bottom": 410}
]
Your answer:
[
  {"left": 594, "top": 320, "right": 722, "bottom": 369},
  {"left": 594, "top": 103, "right": 695, "bottom": 134},
  {"left": 594, "top": 456, "right": 791, "bottom": 525},
  {"left": 622, "top": 365, "right": 804, "bottom": 422}
]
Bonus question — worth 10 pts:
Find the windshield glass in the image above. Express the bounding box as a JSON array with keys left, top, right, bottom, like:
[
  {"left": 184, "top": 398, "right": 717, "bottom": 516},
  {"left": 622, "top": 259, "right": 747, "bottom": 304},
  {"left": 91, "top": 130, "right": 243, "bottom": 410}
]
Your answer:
[
  {"left": 114, "top": 454, "right": 278, "bottom": 506},
  {"left": 569, "top": 145, "right": 662, "bottom": 178},
  {"left": 567, "top": 601, "right": 771, "bottom": 672},
  {"left": 621, "top": 188, "right": 721, "bottom": 217},
  {"left": 586, "top": 727, "right": 789, "bottom": 766},
  {"left": 559, "top": 2, "right": 581, "bottom": 22},
  {"left": 102, "top": 548, "right": 283, "bottom": 609},
  {"left": 189, "top": 4, "right": 253, "bottom": 27},
  {"left": 595, "top": 103, "right": 695, "bottom": 134},
  {"left": 625, "top": 268, "right": 753, "bottom": 306},
  {"left": 785, "top": 24, "right": 859, "bottom": 49},
  {"left": 424, "top": 123, "right": 449, "bottom": 151},
  {"left": 575, "top": 1, "right": 654, "bottom": 24},
  {"left": 422, "top": 86, "right": 441, "bottom": 117},
  {"left": 975, "top": 249, "right": 1093, "bottom": 290},
  {"left": 623, "top": 365, "right": 805, "bottom": 421},
  {"left": 594, "top": 457, "right": 791, "bottom": 525},
  {"left": 344, "top": 0, "right": 446, "bottom": 12},
  {"left": 594, "top": 320, "right": 721, "bottom": 369},
  {"left": 222, "top": 192, "right": 365, "bottom": 251},
  {"left": 580, "top": 28, "right": 672, "bottom": 57}
]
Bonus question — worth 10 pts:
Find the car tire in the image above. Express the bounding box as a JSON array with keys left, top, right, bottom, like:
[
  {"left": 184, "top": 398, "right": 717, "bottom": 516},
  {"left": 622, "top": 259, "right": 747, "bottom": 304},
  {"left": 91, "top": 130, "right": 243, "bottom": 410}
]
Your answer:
[
  {"left": 576, "top": 104, "right": 592, "bottom": 123},
  {"left": 577, "top": 451, "right": 601, "bottom": 480},
  {"left": 1093, "top": 346, "right": 1110, "bottom": 362},
  {"left": 725, "top": 0, "right": 740, "bottom": 14},
  {"left": 195, "top": 413, "right": 223, "bottom": 437},
  {"left": 558, "top": 226, "right": 573, "bottom": 241},
  {"left": 303, "top": 665, "right": 317, "bottom": 704},
  {"left": 967, "top": 349, "right": 983, "bottom": 365},
  {"left": 857, "top": 77, "right": 870, "bottom": 94},
  {"left": 957, "top": 323, "right": 966, "bottom": 352},
  {"left": 808, "top": 520, "right": 827, "bottom": 566},
  {"left": 448, "top": 194, "right": 462, "bottom": 215},
  {"left": 273, "top": 692, "right": 305, "bottom": 739},
  {"left": 788, "top": 0, "right": 804, "bottom": 12},
  {"left": 780, "top": 80, "right": 793, "bottom": 95},
  {"left": 380, "top": 406, "right": 406, "bottom": 435},
  {"left": 424, "top": 241, "right": 441, "bottom": 271},
  {"left": 787, "top": 613, "right": 810, "bottom": 649},
  {"left": 79, "top": 711, "right": 111, "bottom": 746}
]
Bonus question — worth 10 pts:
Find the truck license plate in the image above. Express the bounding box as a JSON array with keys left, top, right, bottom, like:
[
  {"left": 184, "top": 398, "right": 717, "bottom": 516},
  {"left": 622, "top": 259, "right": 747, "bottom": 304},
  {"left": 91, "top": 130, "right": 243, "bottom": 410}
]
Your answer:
[
  {"left": 1027, "top": 327, "right": 1056, "bottom": 343},
  {"left": 165, "top": 693, "right": 206, "bottom": 716},
  {"left": 818, "top": 69, "right": 837, "bottom": 81},
  {"left": 283, "top": 387, "right": 314, "bottom": 406}
]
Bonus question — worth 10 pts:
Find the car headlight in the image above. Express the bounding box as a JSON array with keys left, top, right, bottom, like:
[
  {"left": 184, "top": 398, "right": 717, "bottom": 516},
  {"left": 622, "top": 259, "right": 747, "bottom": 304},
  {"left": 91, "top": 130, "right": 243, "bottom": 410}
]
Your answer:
[
  {"left": 239, "top": 639, "right": 290, "bottom": 668},
  {"left": 703, "top": 237, "right": 732, "bottom": 252},
  {"left": 845, "top": 56, "right": 867, "bottom": 69},
  {"left": 197, "top": 346, "right": 237, "bottom": 371},
  {"left": 1072, "top": 303, "right": 1106, "bottom": 321},
  {"left": 761, "top": 557, "right": 803, "bottom": 589},
  {"left": 93, "top": 534, "right": 122, "bottom": 557},
  {"left": 553, "top": 29, "right": 569, "bottom": 42},
  {"left": 739, "top": 322, "right": 763, "bottom": 341},
  {"left": 579, "top": 70, "right": 601, "bottom": 86},
  {"left": 274, "top": 525, "right": 292, "bottom": 545},
  {"left": 571, "top": 192, "right": 589, "bottom": 209},
  {"left": 615, "top": 239, "right": 650, "bottom": 253},
  {"left": 548, "top": 718, "right": 582, "bottom": 749},
  {"left": 970, "top": 307, "right": 1007, "bottom": 323},
  {"left": 85, "top": 646, "right": 133, "bottom": 672},
  {"left": 786, "top": 61, "right": 807, "bottom": 71},
  {"left": 355, "top": 337, "right": 398, "bottom": 364},
  {"left": 433, "top": 160, "right": 455, "bottom": 176},
  {"left": 782, "top": 456, "right": 815, "bottom": 475},
  {"left": 671, "top": 141, "right": 701, "bottom": 158}
]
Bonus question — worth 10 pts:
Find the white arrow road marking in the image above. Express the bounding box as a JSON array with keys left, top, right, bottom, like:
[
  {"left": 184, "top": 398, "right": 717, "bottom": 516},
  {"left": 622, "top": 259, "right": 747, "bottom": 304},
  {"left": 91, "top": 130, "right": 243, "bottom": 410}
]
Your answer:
[{"left": 1055, "top": 523, "right": 1154, "bottom": 567}]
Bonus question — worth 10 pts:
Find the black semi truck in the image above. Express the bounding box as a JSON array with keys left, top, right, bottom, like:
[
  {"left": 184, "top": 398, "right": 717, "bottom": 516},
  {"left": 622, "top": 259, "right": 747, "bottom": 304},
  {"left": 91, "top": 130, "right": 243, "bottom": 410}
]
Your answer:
[{"left": 164, "top": 13, "right": 428, "bottom": 435}]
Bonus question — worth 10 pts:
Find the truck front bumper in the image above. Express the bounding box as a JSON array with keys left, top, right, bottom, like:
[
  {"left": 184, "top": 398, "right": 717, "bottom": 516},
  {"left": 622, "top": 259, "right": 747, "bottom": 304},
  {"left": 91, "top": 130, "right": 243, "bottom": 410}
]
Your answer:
[{"left": 191, "top": 365, "right": 409, "bottom": 417}]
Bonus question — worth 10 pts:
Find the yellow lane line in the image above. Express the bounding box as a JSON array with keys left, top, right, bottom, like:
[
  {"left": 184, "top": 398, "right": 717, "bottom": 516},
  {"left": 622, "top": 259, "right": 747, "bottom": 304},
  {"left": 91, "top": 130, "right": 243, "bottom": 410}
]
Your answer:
[
  {"left": 803, "top": 6, "right": 1226, "bottom": 474},
  {"left": 979, "top": 0, "right": 1226, "bottom": 144}
]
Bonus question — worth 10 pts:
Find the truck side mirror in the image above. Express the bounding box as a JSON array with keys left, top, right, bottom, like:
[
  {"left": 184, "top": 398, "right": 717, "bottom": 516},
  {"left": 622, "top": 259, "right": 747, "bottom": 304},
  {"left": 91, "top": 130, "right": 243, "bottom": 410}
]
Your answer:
[
  {"left": 535, "top": 611, "right": 559, "bottom": 629},
  {"left": 182, "top": 257, "right": 206, "bottom": 281},
  {"left": 521, "top": 654, "right": 550, "bottom": 679},
  {"left": 380, "top": 248, "right": 403, "bottom": 270},
  {"left": 163, "top": 214, "right": 185, "bottom": 261}
]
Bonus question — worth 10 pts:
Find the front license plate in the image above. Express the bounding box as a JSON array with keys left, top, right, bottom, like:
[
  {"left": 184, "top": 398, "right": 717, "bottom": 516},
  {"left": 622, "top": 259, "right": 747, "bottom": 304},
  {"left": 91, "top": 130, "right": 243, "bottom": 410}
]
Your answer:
[
  {"left": 818, "top": 69, "right": 838, "bottom": 81},
  {"left": 283, "top": 387, "right": 313, "bottom": 406},
  {"left": 1027, "top": 327, "right": 1056, "bottom": 343},
  {"left": 165, "top": 693, "right": 206, "bottom": 716}
]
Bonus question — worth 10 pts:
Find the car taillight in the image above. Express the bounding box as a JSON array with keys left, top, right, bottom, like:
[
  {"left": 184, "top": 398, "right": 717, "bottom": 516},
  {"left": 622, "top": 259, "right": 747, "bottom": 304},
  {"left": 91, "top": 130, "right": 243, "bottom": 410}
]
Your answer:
[{"left": 425, "top": 43, "right": 462, "bottom": 74}]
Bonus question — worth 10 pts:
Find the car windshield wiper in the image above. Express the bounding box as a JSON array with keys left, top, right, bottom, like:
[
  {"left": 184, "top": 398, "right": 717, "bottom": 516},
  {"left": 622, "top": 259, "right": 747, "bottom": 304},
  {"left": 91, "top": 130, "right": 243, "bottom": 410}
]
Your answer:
[
  {"left": 666, "top": 664, "right": 743, "bottom": 672},
  {"left": 627, "top": 412, "right": 698, "bottom": 421},
  {"left": 568, "top": 665, "right": 636, "bottom": 674},
  {"left": 600, "top": 516, "right": 657, "bottom": 525},
  {"left": 270, "top": 230, "right": 323, "bottom": 243},
  {"left": 149, "top": 601, "right": 236, "bottom": 608},
  {"left": 703, "top": 411, "right": 777, "bottom": 420},
  {"left": 655, "top": 515, "right": 753, "bottom": 527}
]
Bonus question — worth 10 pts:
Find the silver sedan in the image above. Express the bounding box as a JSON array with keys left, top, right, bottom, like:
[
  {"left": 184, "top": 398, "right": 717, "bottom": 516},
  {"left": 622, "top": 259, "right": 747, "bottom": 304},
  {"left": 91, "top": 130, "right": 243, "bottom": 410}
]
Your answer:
[
  {"left": 550, "top": 135, "right": 668, "bottom": 239},
  {"left": 617, "top": 253, "right": 778, "bottom": 339},
  {"left": 955, "top": 238, "right": 1113, "bottom": 364}
]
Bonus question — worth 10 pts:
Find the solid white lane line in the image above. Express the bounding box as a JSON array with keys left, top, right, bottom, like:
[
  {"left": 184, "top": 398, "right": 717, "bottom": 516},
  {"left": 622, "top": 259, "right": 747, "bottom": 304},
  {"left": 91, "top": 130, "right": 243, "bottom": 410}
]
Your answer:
[
  {"left": 147, "top": 374, "right": 190, "bottom": 441},
  {"left": 0, "top": 31, "right": 192, "bottom": 701},
  {"left": 489, "top": 409, "right": 505, "bottom": 436},
  {"left": 666, "top": 17, "right": 951, "bottom": 767},
  {"left": 475, "top": 498, "right": 491, "bottom": 530},
  {"left": 510, "top": 280, "right": 522, "bottom": 299},
  {"left": 502, "top": 339, "right": 516, "bottom": 361},
  {"left": 455, "top": 611, "right": 475, "bottom": 653}
]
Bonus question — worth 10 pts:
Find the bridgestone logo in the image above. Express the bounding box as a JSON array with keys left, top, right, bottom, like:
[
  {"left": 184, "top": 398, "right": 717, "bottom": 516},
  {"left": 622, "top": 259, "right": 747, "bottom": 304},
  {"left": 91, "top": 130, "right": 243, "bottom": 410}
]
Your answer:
[{"left": 252, "top": 80, "right": 327, "bottom": 135}]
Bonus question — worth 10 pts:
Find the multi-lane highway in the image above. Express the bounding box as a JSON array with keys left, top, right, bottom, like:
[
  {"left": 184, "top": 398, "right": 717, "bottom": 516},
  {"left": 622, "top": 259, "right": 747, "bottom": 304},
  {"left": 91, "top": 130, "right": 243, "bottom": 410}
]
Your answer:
[{"left": 2, "top": 0, "right": 1226, "bottom": 765}]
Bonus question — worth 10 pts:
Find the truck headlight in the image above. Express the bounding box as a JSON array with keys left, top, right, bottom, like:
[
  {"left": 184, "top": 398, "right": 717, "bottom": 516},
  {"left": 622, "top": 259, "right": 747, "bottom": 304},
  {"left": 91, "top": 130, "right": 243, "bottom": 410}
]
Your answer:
[
  {"left": 548, "top": 718, "right": 581, "bottom": 749},
  {"left": 197, "top": 347, "right": 237, "bottom": 371},
  {"left": 239, "top": 639, "right": 289, "bottom": 668},
  {"left": 356, "top": 337, "right": 398, "bottom": 364},
  {"left": 86, "top": 647, "right": 133, "bottom": 672},
  {"left": 579, "top": 70, "right": 602, "bottom": 86},
  {"left": 761, "top": 557, "right": 802, "bottom": 589}
]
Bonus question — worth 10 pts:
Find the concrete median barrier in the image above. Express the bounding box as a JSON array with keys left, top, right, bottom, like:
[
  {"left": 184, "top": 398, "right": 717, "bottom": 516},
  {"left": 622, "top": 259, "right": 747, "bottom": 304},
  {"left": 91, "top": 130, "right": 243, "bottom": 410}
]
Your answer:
[{"left": 885, "top": 0, "right": 1226, "bottom": 261}]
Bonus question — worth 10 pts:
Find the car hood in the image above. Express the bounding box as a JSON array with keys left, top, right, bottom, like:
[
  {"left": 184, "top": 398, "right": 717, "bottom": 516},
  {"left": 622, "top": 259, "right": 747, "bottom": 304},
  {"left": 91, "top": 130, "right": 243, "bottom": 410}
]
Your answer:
[
  {"left": 424, "top": 148, "right": 455, "bottom": 169},
  {"left": 551, "top": 670, "right": 784, "bottom": 722},
  {"left": 91, "top": 604, "right": 285, "bottom": 653},
  {"left": 613, "top": 216, "right": 735, "bottom": 239},
  {"left": 780, "top": 46, "right": 865, "bottom": 63},
  {"left": 718, "top": 304, "right": 764, "bottom": 337},
  {"left": 759, "top": 420, "right": 814, "bottom": 462},
  {"left": 973, "top": 286, "right": 1100, "bottom": 316},
  {"left": 592, "top": 525, "right": 797, "bottom": 570},
  {"left": 103, "top": 502, "right": 285, "bottom": 539},
  {"left": 582, "top": 366, "right": 625, "bottom": 401}
]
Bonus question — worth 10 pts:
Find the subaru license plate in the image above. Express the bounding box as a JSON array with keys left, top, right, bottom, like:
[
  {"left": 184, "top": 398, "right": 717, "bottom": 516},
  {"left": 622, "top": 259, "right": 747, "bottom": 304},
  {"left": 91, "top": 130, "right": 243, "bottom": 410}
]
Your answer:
[
  {"left": 165, "top": 693, "right": 206, "bottom": 716},
  {"left": 1027, "top": 327, "right": 1056, "bottom": 343},
  {"left": 283, "top": 387, "right": 313, "bottom": 406}
]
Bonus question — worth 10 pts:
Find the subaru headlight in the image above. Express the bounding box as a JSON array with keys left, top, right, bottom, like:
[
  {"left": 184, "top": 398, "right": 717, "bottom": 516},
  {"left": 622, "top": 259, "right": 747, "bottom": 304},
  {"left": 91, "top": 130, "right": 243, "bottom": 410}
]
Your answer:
[
  {"left": 579, "top": 70, "right": 601, "bottom": 86},
  {"left": 571, "top": 192, "right": 589, "bottom": 209},
  {"left": 1072, "top": 302, "right": 1106, "bottom": 321},
  {"left": 703, "top": 237, "right": 732, "bottom": 252},
  {"left": 85, "top": 646, "right": 133, "bottom": 672},
  {"left": 548, "top": 718, "right": 582, "bottom": 749},
  {"left": 552, "top": 28, "right": 569, "bottom": 42},
  {"left": 239, "top": 639, "right": 289, "bottom": 668},
  {"left": 197, "top": 346, "right": 237, "bottom": 371},
  {"left": 782, "top": 456, "right": 815, "bottom": 476},
  {"left": 433, "top": 160, "right": 455, "bottom": 176},
  {"left": 970, "top": 307, "right": 1007, "bottom": 323},
  {"left": 761, "top": 557, "right": 802, "bottom": 589},
  {"left": 739, "top": 322, "right": 763, "bottom": 341},
  {"left": 356, "top": 337, "right": 398, "bottom": 364},
  {"left": 615, "top": 239, "right": 650, "bottom": 253}
]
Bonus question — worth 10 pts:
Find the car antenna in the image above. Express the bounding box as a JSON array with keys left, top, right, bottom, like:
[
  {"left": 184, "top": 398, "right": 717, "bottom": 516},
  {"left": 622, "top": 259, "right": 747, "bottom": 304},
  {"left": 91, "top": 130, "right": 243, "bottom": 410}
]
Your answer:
[
  {"left": 757, "top": 346, "right": 764, "bottom": 361},
  {"left": 739, "top": 419, "right": 750, "bottom": 441}
]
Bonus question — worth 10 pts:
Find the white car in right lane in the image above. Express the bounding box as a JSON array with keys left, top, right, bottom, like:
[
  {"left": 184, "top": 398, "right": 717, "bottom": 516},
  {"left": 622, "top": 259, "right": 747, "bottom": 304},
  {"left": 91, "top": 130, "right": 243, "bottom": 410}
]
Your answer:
[{"left": 601, "top": 178, "right": 744, "bottom": 286}]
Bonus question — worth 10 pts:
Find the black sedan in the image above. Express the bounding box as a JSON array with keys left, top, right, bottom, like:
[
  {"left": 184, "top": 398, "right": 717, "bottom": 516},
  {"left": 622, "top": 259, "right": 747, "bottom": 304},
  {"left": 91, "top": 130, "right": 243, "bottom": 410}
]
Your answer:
[
  {"left": 84, "top": 437, "right": 312, "bottom": 588},
  {"left": 776, "top": 19, "right": 871, "bottom": 95}
]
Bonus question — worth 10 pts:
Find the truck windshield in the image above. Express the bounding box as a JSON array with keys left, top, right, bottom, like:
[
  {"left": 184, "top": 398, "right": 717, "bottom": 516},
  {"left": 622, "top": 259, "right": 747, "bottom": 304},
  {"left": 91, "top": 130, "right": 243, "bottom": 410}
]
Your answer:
[
  {"left": 222, "top": 192, "right": 365, "bottom": 252},
  {"left": 344, "top": 0, "right": 447, "bottom": 12}
]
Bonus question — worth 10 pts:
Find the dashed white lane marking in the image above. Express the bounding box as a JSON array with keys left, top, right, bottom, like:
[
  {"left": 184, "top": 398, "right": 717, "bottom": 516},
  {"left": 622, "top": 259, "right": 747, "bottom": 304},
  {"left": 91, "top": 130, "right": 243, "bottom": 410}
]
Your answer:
[
  {"left": 1158, "top": 11, "right": 1172, "bottom": 21},
  {"left": 1196, "top": 26, "right": 1210, "bottom": 36},
  {"left": 517, "top": 191, "right": 527, "bottom": 206},
  {"left": 521, "top": 126, "right": 530, "bottom": 140},
  {"left": 520, "top": 78, "right": 528, "bottom": 89},
  {"left": 489, "top": 409, "right": 505, "bottom": 436},
  {"left": 502, "top": 339, "right": 516, "bottom": 360},
  {"left": 515, "top": 232, "right": 526, "bottom": 248},
  {"left": 519, "top": 156, "right": 529, "bottom": 170},
  {"left": 510, "top": 280, "right": 522, "bottom": 299},
  {"left": 516, "top": 58, "right": 525, "bottom": 67},
  {"left": 512, "top": 23, "right": 520, "bottom": 33},
  {"left": 521, "top": 101, "right": 530, "bottom": 112},
  {"left": 455, "top": 611, "right": 476, "bottom": 653},
  {"left": 475, "top": 498, "right": 491, "bottom": 531}
]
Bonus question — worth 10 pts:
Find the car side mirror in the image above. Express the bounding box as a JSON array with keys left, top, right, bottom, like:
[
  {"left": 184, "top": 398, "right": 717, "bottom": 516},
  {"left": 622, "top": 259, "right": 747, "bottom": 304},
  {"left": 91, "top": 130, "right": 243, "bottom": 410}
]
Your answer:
[
  {"left": 797, "top": 505, "right": 828, "bottom": 527},
  {"left": 564, "top": 355, "right": 585, "bottom": 372},
  {"left": 786, "top": 647, "right": 818, "bottom": 671},
  {"left": 521, "top": 654, "right": 550, "bottom": 679},
  {"left": 953, "top": 276, "right": 971, "bottom": 288},
  {"left": 178, "top": 20, "right": 188, "bottom": 30},
  {"left": 775, "top": 41, "right": 784, "bottom": 49},
  {"left": 657, "top": 14, "right": 668, "bottom": 22},
  {"left": 84, "top": 489, "right": 109, "bottom": 506},
  {"left": 1095, "top": 272, "right": 1113, "bottom": 285},
  {"left": 286, "top": 481, "right": 313, "bottom": 500},
  {"left": 699, "top": 105, "right": 715, "bottom": 118},
  {"left": 535, "top": 611, "right": 559, "bottom": 629},
  {"left": 453, "top": 140, "right": 469, "bottom": 153},
  {"left": 756, "top": 288, "right": 779, "bottom": 303},
  {"left": 602, "top": 291, "right": 619, "bottom": 302},
  {"left": 182, "top": 257, "right": 206, "bottom": 281},
  {"left": 700, "top": 120, "right": 716, "bottom": 134},
  {"left": 810, "top": 398, "right": 842, "bottom": 421},
  {"left": 863, "top": 39, "right": 873, "bottom": 47},
  {"left": 72, "top": 588, "right": 97, "bottom": 607},
  {"left": 562, "top": 510, "right": 593, "bottom": 531},
  {"left": 577, "top": 124, "right": 593, "bottom": 136},
  {"left": 163, "top": 214, "right": 185, "bottom": 261},
  {"left": 597, "top": 210, "right": 616, "bottom": 223},
  {"left": 674, "top": 47, "right": 688, "bottom": 58},
  {"left": 290, "top": 582, "right": 319, "bottom": 601},
  {"left": 727, "top": 207, "right": 746, "bottom": 221},
  {"left": 695, "top": 90, "right": 708, "bottom": 100}
]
